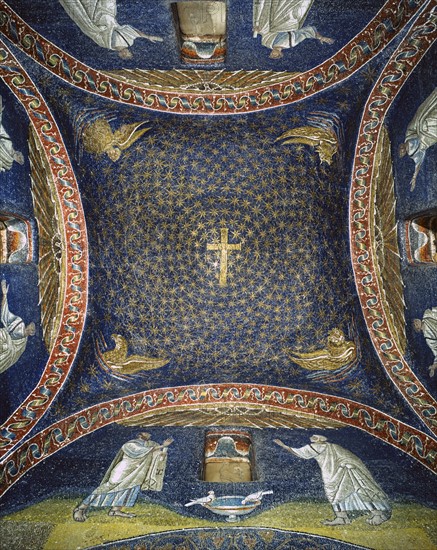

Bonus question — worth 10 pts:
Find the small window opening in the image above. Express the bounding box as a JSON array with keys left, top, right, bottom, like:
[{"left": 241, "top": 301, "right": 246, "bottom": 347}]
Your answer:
[
  {"left": 203, "top": 430, "right": 256, "bottom": 482},
  {"left": 0, "top": 213, "right": 31, "bottom": 264},
  {"left": 406, "top": 212, "right": 437, "bottom": 264},
  {"left": 173, "top": 1, "right": 227, "bottom": 64}
]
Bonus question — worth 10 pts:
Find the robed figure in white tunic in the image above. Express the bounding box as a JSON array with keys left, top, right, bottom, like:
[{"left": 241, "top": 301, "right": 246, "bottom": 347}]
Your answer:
[
  {"left": 414, "top": 306, "right": 437, "bottom": 377},
  {"left": 59, "top": 0, "right": 162, "bottom": 59},
  {"left": 274, "top": 435, "right": 391, "bottom": 526},
  {"left": 73, "top": 432, "right": 173, "bottom": 521},
  {"left": 399, "top": 87, "right": 437, "bottom": 190},
  {"left": 253, "top": 0, "right": 333, "bottom": 58},
  {"left": 0, "top": 280, "right": 35, "bottom": 375},
  {"left": 0, "top": 96, "right": 24, "bottom": 172}
]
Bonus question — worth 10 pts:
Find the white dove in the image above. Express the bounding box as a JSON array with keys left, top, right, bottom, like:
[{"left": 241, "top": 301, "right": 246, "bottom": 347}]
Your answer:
[
  {"left": 241, "top": 490, "right": 273, "bottom": 504},
  {"left": 184, "top": 490, "right": 216, "bottom": 507}
]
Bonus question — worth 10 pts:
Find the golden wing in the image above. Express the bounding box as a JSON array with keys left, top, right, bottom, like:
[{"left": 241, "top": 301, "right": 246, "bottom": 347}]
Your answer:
[
  {"left": 288, "top": 349, "right": 332, "bottom": 371},
  {"left": 29, "top": 127, "right": 65, "bottom": 353},
  {"left": 82, "top": 118, "right": 114, "bottom": 154},
  {"left": 278, "top": 137, "right": 322, "bottom": 147},
  {"left": 276, "top": 126, "right": 337, "bottom": 144},
  {"left": 101, "top": 334, "right": 169, "bottom": 375},
  {"left": 113, "top": 121, "right": 151, "bottom": 151},
  {"left": 373, "top": 126, "right": 406, "bottom": 353},
  {"left": 288, "top": 341, "right": 356, "bottom": 371},
  {"left": 113, "top": 355, "right": 170, "bottom": 375},
  {"left": 276, "top": 126, "right": 338, "bottom": 165}
]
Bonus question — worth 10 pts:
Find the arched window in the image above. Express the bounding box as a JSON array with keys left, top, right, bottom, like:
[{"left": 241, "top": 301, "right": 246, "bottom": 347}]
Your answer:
[
  {"left": 406, "top": 212, "right": 437, "bottom": 264},
  {"left": 173, "top": 1, "right": 227, "bottom": 64},
  {"left": 203, "top": 430, "right": 255, "bottom": 482},
  {"left": 0, "top": 213, "right": 31, "bottom": 264}
]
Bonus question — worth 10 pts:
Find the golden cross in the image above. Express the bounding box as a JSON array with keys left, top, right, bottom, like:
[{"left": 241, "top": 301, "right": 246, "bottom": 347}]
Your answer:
[{"left": 207, "top": 228, "right": 241, "bottom": 287}]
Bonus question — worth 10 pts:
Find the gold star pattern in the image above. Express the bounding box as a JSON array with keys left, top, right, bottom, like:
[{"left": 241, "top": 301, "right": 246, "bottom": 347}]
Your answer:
[{"left": 82, "top": 112, "right": 354, "bottom": 383}]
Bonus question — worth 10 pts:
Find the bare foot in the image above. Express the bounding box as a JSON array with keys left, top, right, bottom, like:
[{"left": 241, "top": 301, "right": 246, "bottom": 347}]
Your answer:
[
  {"left": 316, "top": 32, "right": 335, "bottom": 45},
  {"left": 322, "top": 516, "right": 351, "bottom": 525},
  {"left": 148, "top": 35, "right": 163, "bottom": 43},
  {"left": 118, "top": 48, "right": 133, "bottom": 60},
  {"left": 108, "top": 510, "right": 136, "bottom": 518},
  {"left": 367, "top": 512, "right": 390, "bottom": 526},
  {"left": 269, "top": 47, "right": 283, "bottom": 59},
  {"left": 13, "top": 151, "right": 24, "bottom": 165},
  {"left": 138, "top": 32, "right": 163, "bottom": 43},
  {"left": 73, "top": 507, "right": 87, "bottom": 522}
]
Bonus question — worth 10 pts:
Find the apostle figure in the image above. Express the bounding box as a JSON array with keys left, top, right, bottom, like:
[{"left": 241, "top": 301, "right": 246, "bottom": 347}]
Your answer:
[
  {"left": 274, "top": 435, "right": 391, "bottom": 526},
  {"left": 399, "top": 87, "right": 437, "bottom": 191},
  {"left": 413, "top": 307, "right": 437, "bottom": 377},
  {"left": 0, "top": 96, "right": 24, "bottom": 172},
  {"left": 73, "top": 432, "right": 173, "bottom": 521},
  {"left": 59, "top": 0, "right": 163, "bottom": 59},
  {"left": 0, "top": 279, "right": 35, "bottom": 374},
  {"left": 253, "top": 0, "right": 334, "bottom": 59}
]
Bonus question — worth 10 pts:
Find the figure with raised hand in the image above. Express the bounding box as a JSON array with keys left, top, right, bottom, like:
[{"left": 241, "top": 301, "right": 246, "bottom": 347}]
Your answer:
[{"left": 274, "top": 435, "right": 391, "bottom": 526}]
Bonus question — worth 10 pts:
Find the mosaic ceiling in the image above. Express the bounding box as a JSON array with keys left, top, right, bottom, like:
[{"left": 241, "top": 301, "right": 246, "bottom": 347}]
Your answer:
[{"left": 0, "top": 1, "right": 436, "bottom": 548}]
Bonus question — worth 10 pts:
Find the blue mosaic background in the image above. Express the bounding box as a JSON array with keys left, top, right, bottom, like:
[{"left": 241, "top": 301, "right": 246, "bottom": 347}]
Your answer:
[
  {"left": 1, "top": 426, "right": 437, "bottom": 518},
  {"left": 5, "top": 0, "right": 385, "bottom": 71},
  {"left": 7, "top": 55, "right": 413, "bottom": 427},
  {"left": 0, "top": 6, "right": 436, "bottom": 545}
]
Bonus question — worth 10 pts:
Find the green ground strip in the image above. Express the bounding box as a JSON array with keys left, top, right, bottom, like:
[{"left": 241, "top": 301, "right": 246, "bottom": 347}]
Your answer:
[{"left": 1, "top": 499, "right": 436, "bottom": 550}]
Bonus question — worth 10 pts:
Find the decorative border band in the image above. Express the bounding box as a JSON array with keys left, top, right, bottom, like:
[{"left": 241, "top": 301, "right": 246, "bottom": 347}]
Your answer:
[
  {"left": 0, "top": 0, "right": 427, "bottom": 114},
  {"left": 1, "top": 383, "right": 436, "bottom": 497},
  {"left": 0, "top": 39, "right": 88, "bottom": 457},
  {"left": 350, "top": 3, "right": 437, "bottom": 432}
]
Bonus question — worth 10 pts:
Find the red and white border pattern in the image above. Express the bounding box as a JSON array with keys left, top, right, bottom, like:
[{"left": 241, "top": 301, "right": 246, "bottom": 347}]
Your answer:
[
  {"left": 1, "top": 383, "right": 437, "bottom": 496},
  {"left": 0, "top": 39, "right": 88, "bottom": 457},
  {"left": 350, "top": 2, "right": 437, "bottom": 433},
  {"left": 0, "top": 0, "right": 428, "bottom": 114},
  {"left": 0, "top": 0, "right": 436, "bottom": 490}
]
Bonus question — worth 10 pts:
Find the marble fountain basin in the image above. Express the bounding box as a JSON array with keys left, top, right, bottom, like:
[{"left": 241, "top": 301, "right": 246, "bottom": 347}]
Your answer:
[{"left": 203, "top": 495, "right": 261, "bottom": 522}]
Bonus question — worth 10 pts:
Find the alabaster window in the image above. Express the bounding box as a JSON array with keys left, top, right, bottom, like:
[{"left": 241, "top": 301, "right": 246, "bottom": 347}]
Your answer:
[
  {"left": 406, "top": 212, "right": 437, "bottom": 264},
  {"left": 203, "top": 430, "right": 255, "bottom": 482},
  {"left": 0, "top": 213, "right": 31, "bottom": 264},
  {"left": 173, "top": 1, "right": 227, "bottom": 64}
]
